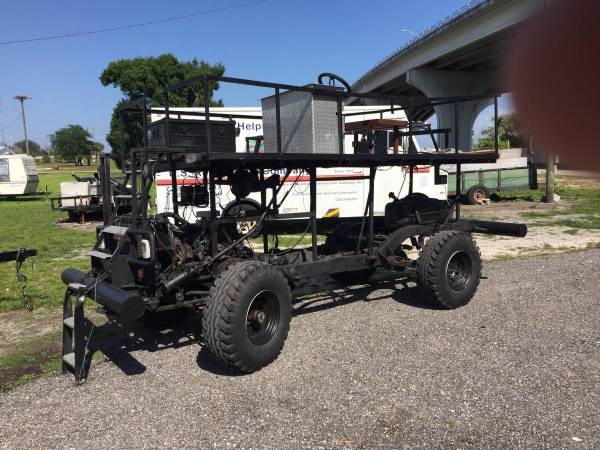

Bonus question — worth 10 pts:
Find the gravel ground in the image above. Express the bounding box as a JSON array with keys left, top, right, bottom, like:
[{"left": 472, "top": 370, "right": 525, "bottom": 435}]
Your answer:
[{"left": 1, "top": 250, "right": 599, "bottom": 449}]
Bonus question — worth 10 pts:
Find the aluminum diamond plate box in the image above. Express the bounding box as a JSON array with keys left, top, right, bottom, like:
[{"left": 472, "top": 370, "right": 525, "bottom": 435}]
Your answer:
[{"left": 261, "top": 84, "right": 341, "bottom": 154}]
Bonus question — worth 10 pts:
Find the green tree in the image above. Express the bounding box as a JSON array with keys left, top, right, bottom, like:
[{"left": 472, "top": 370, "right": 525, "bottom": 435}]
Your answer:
[
  {"left": 12, "top": 139, "right": 43, "bottom": 156},
  {"left": 49, "top": 125, "right": 92, "bottom": 165},
  {"left": 100, "top": 54, "right": 225, "bottom": 164},
  {"left": 474, "top": 113, "right": 529, "bottom": 150}
]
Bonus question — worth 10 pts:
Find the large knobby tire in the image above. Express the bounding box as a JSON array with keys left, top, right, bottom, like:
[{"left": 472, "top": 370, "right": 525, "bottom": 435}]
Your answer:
[
  {"left": 417, "top": 231, "right": 481, "bottom": 309},
  {"left": 202, "top": 261, "right": 292, "bottom": 373}
]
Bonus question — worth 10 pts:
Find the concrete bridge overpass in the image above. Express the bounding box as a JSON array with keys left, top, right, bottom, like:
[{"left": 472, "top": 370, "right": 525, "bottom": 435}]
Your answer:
[{"left": 351, "top": 0, "right": 545, "bottom": 150}]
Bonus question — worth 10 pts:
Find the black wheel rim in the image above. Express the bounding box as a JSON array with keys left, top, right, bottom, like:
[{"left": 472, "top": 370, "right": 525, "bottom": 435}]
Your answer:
[
  {"left": 246, "top": 290, "right": 280, "bottom": 346},
  {"left": 446, "top": 251, "right": 472, "bottom": 291}
]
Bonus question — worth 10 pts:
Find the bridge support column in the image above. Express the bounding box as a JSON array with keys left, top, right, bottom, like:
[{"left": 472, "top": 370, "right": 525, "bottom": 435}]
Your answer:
[{"left": 407, "top": 68, "right": 497, "bottom": 150}]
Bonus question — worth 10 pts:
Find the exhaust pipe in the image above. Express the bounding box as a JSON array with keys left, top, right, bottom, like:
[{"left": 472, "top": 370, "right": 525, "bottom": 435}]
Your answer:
[
  {"left": 61, "top": 268, "right": 146, "bottom": 320},
  {"left": 467, "top": 220, "right": 528, "bottom": 238}
]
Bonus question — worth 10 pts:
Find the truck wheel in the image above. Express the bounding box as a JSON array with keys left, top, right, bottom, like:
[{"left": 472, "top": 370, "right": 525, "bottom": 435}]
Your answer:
[
  {"left": 416, "top": 231, "right": 481, "bottom": 309},
  {"left": 202, "top": 261, "right": 291, "bottom": 372},
  {"left": 466, "top": 185, "right": 490, "bottom": 205}
]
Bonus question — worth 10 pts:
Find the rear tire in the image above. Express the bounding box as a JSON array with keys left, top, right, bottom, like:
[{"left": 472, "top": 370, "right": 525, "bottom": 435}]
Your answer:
[
  {"left": 202, "top": 261, "right": 291, "bottom": 373},
  {"left": 416, "top": 231, "right": 481, "bottom": 309}
]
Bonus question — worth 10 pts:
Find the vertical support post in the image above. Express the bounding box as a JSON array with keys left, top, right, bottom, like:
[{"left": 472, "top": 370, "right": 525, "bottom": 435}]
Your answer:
[
  {"left": 408, "top": 98, "right": 413, "bottom": 154},
  {"left": 408, "top": 165, "right": 414, "bottom": 195},
  {"left": 164, "top": 88, "right": 171, "bottom": 147},
  {"left": 73, "top": 295, "right": 87, "bottom": 383},
  {"left": 494, "top": 95, "right": 499, "bottom": 157},
  {"left": 140, "top": 150, "right": 147, "bottom": 225},
  {"left": 275, "top": 87, "right": 282, "bottom": 154},
  {"left": 100, "top": 155, "right": 112, "bottom": 225},
  {"left": 130, "top": 150, "right": 138, "bottom": 225},
  {"left": 454, "top": 100, "right": 461, "bottom": 220},
  {"left": 545, "top": 152, "right": 556, "bottom": 203},
  {"left": 61, "top": 291, "right": 73, "bottom": 374},
  {"left": 272, "top": 186, "right": 279, "bottom": 214},
  {"left": 209, "top": 170, "right": 217, "bottom": 253},
  {"left": 203, "top": 76, "right": 212, "bottom": 153},
  {"left": 337, "top": 96, "right": 344, "bottom": 154},
  {"left": 368, "top": 166, "right": 375, "bottom": 255},
  {"left": 260, "top": 169, "right": 268, "bottom": 253},
  {"left": 168, "top": 154, "right": 178, "bottom": 216},
  {"left": 454, "top": 100, "right": 459, "bottom": 153},
  {"left": 142, "top": 97, "right": 148, "bottom": 147},
  {"left": 309, "top": 167, "right": 317, "bottom": 260}
]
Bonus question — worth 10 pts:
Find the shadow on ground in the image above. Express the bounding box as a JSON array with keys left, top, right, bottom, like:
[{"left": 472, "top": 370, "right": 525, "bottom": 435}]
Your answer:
[{"left": 83, "top": 273, "right": 437, "bottom": 379}]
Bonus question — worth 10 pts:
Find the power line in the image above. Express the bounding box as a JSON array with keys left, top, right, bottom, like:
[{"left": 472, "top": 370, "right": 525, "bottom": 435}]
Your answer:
[
  {"left": 1, "top": 114, "right": 21, "bottom": 131},
  {"left": 0, "top": 0, "right": 268, "bottom": 46}
]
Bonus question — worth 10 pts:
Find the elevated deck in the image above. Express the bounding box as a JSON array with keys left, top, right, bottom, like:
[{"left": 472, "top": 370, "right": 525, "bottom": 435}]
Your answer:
[{"left": 133, "top": 147, "right": 499, "bottom": 170}]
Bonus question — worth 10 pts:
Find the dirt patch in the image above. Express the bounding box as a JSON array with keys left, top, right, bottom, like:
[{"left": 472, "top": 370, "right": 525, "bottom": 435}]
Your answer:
[
  {"left": 461, "top": 193, "right": 600, "bottom": 259},
  {"left": 56, "top": 219, "right": 100, "bottom": 232},
  {"left": 476, "top": 227, "right": 600, "bottom": 260},
  {"left": 462, "top": 199, "right": 569, "bottom": 220},
  {"left": 0, "top": 307, "right": 108, "bottom": 390},
  {"left": 0, "top": 309, "right": 61, "bottom": 352}
]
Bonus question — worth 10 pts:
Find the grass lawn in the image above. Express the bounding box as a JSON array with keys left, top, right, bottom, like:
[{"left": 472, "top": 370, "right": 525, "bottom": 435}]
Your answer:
[
  {"left": 0, "top": 173, "right": 96, "bottom": 312},
  {"left": 517, "top": 185, "right": 600, "bottom": 229}
]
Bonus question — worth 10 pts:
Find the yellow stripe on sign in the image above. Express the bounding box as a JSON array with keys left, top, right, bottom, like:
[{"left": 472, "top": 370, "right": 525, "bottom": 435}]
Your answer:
[{"left": 323, "top": 208, "right": 340, "bottom": 218}]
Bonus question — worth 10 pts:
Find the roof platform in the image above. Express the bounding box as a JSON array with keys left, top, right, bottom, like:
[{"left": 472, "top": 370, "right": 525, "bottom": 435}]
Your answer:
[{"left": 132, "top": 147, "right": 499, "bottom": 171}]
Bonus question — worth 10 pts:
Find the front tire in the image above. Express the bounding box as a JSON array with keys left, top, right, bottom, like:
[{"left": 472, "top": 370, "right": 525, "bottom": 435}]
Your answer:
[
  {"left": 202, "top": 261, "right": 291, "bottom": 373},
  {"left": 417, "top": 231, "right": 481, "bottom": 309}
]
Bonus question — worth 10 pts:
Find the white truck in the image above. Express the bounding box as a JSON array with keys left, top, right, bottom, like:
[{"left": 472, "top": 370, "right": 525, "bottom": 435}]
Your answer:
[{"left": 154, "top": 106, "right": 447, "bottom": 221}]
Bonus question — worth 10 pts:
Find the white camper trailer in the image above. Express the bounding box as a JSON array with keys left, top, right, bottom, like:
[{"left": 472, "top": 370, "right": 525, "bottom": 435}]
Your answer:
[{"left": 0, "top": 146, "right": 41, "bottom": 197}]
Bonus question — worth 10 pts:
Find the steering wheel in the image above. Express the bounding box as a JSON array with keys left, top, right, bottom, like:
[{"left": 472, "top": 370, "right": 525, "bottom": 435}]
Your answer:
[{"left": 317, "top": 72, "right": 352, "bottom": 93}]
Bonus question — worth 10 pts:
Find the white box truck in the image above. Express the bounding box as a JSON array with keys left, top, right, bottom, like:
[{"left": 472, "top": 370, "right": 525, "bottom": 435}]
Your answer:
[{"left": 153, "top": 106, "right": 447, "bottom": 221}]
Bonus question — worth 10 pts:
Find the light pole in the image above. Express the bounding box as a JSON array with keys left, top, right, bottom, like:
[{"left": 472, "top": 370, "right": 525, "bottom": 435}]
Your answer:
[
  {"left": 14, "top": 95, "right": 31, "bottom": 155},
  {"left": 400, "top": 28, "right": 418, "bottom": 37}
]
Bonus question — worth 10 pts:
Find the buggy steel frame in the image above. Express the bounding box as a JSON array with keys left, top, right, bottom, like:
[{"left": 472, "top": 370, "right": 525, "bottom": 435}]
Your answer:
[{"left": 60, "top": 74, "right": 527, "bottom": 381}]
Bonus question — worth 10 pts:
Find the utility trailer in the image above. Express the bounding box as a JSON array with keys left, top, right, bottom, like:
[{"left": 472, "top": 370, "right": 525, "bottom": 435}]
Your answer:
[
  {"left": 50, "top": 173, "right": 133, "bottom": 222},
  {"left": 60, "top": 73, "right": 527, "bottom": 382},
  {"left": 444, "top": 148, "right": 538, "bottom": 204}
]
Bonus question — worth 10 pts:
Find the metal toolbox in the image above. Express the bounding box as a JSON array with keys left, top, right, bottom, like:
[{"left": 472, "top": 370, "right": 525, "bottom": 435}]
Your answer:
[
  {"left": 261, "top": 84, "right": 341, "bottom": 154},
  {"left": 146, "top": 118, "right": 236, "bottom": 152}
]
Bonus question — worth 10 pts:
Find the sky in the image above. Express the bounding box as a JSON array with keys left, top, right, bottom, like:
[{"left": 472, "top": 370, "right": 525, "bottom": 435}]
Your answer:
[{"left": 0, "top": 0, "right": 513, "bottom": 150}]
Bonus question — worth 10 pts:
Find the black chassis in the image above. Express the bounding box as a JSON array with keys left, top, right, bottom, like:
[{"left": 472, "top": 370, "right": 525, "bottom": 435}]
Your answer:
[{"left": 60, "top": 74, "right": 527, "bottom": 381}]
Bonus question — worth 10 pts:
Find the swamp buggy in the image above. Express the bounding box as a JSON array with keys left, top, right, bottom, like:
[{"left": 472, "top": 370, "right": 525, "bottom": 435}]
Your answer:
[{"left": 60, "top": 73, "right": 527, "bottom": 381}]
